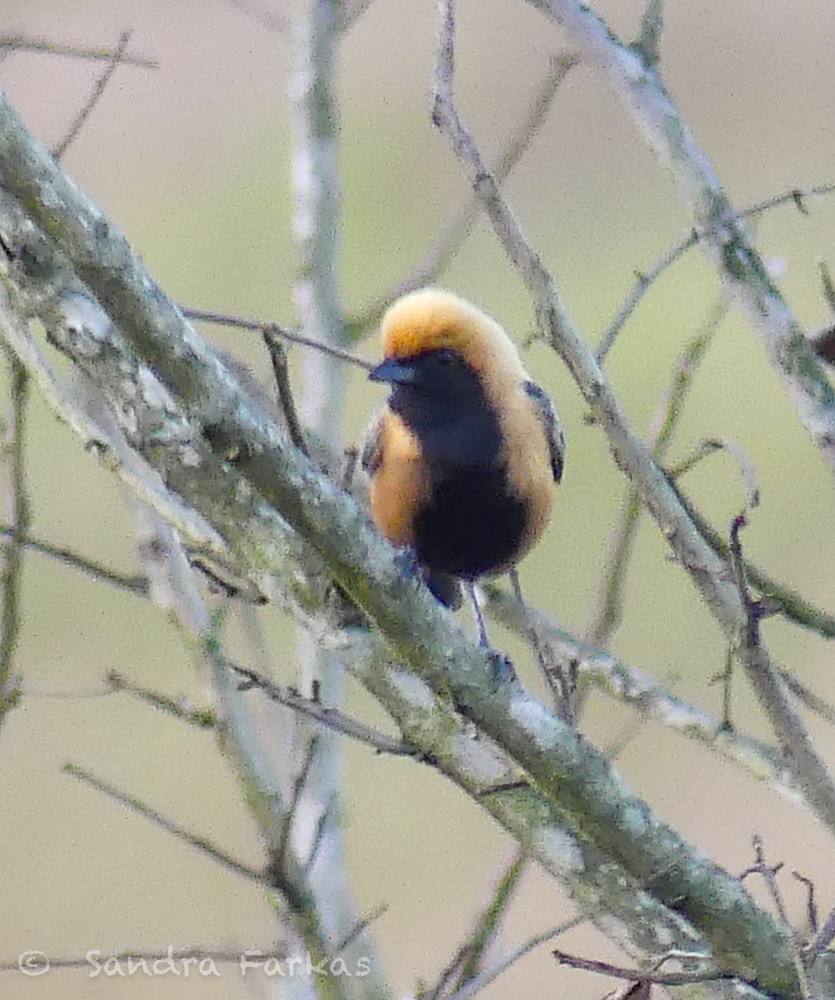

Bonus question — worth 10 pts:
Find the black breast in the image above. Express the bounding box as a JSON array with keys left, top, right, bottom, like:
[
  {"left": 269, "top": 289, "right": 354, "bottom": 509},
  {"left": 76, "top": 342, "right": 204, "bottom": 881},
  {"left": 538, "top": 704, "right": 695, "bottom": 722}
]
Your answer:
[{"left": 388, "top": 349, "right": 527, "bottom": 579}]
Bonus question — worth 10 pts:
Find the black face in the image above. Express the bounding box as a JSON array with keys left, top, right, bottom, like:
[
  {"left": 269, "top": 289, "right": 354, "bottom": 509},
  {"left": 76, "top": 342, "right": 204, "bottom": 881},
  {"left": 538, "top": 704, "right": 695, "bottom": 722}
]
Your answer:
[{"left": 386, "top": 348, "right": 502, "bottom": 467}]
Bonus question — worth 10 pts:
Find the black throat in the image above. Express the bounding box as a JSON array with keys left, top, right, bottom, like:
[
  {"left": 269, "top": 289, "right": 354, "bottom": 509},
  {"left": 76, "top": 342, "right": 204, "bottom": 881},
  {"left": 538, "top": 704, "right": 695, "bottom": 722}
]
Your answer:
[{"left": 388, "top": 351, "right": 527, "bottom": 578}]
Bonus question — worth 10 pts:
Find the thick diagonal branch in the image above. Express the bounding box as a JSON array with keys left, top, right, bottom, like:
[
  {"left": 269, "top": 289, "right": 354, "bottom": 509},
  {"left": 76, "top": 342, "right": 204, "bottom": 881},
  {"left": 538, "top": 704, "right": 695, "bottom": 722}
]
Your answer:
[{"left": 0, "top": 89, "right": 812, "bottom": 997}]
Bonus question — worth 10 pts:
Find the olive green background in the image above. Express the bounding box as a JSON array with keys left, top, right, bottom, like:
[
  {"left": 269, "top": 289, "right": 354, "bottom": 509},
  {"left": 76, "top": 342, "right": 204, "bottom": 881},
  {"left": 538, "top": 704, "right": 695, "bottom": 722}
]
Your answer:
[{"left": 1, "top": 1, "right": 835, "bottom": 997}]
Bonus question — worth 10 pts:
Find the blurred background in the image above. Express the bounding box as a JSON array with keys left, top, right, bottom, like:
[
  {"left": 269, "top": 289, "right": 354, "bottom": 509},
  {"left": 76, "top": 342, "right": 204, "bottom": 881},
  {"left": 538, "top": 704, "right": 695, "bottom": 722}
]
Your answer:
[{"left": 1, "top": 0, "right": 835, "bottom": 997}]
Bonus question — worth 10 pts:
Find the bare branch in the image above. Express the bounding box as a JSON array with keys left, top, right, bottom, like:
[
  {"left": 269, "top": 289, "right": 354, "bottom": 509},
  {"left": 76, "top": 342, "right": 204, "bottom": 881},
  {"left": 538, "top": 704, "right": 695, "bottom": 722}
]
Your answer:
[
  {"left": 351, "top": 51, "right": 579, "bottom": 333},
  {"left": 431, "top": 0, "right": 835, "bottom": 860},
  {"left": 779, "top": 672, "right": 835, "bottom": 727},
  {"left": 334, "top": 903, "right": 388, "bottom": 953},
  {"left": 0, "top": 352, "right": 28, "bottom": 724},
  {"left": 184, "top": 307, "right": 373, "bottom": 370},
  {"left": 596, "top": 234, "right": 693, "bottom": 362},
  {"left": 64, "top": 762, "right": 269, "bottom": 885},
  {"left": 678, "top": 497, "right": 835, "bottom": 642},
  {"left": 819, "top": 260, "right": 835, "bottom": 315},
  {"left": 274, "top": 736, "right": 322, "bottom": 879},
  {"left": 229, "top": 659, "right": 422, "bottom": 758},
  {"left": 263, "top": 328, "right": 309, "bottom": 455},
  {"left": 0, "top": 34, "right": 156, "bottom": 68},
  {"left": 526, "top": 0, "right": 835, "bottom": 473},
  {"left": 588, "top": 296, "right": 727, "bottom": 645},
  {"left": 426, "top": 849, "right": 526, "bottom": 1000},
  {"left": 218, "top": 0, "right": 287, "bottom": 33},
  {"left": 0, "top": 525, "right": 147, "bottom": 595},
  {"left": 805, "top": 907, "right": 835, "bottom": 963},
  {"left": 552, "top": 947, "right": 729, "bottom": 987},
  {"left": 337, "top": 0, "right": 375, "bottom": 34},
  {"left": 740, "top": 835, "right": 811, "bottom": 995},
  {"left": 52, "top": 30, "right": 132, "bottom": 160},
  {"left": 484, "top": 586, "right": 801, "bottom": 799},
  {"left": 106, "top": 670, "right": 220, "bottom": 729},
  {"left": 289, "top": 1, "right": 367, "bottom": 977},
  {"left": 0, "top": 280, "right": 229, "bottom": 561},
  {"left": 445, "top": 916, "right": 585, "bottom": 1000},
  {"left": 791, "top": 870, "right": 819, "bottom": 936},
  {"left": 631, "top": 0, "right": 663, "bottom": 68},
  {"left": 598, "top": 182, "right": 835, "bottom": 363}
]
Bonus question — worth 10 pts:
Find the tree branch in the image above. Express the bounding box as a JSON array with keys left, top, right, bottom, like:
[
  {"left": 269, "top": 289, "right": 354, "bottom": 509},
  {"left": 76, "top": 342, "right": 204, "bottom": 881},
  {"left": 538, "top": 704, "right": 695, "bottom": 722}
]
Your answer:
[
  {"left": 525, "top": 0, "right": 835, "bottom": 474},
  {"left": 430, "top": 0, "right": 835, "bottom": 858},
  {"left": 0, "top": 351, "right": 29, "bottom": 725},
  {"left": 0, "top": 85, "right": 814, "bottom": 997}
]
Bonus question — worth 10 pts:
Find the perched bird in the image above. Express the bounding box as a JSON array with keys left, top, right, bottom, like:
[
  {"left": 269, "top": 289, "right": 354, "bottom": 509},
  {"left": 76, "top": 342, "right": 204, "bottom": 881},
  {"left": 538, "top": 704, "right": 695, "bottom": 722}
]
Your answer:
[{"left": 362, "top": 288, "right": 564, "bottom": 647}]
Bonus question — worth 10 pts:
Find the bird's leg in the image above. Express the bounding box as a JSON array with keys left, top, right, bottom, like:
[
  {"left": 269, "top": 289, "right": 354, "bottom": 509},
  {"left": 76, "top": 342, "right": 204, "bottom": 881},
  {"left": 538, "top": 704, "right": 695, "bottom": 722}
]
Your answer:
[
  {"left": 510, "top": 569, "right": 572, "bottom": 721},
  {"left": 465, "top": 580, "right": 490, "bottom": 647}
]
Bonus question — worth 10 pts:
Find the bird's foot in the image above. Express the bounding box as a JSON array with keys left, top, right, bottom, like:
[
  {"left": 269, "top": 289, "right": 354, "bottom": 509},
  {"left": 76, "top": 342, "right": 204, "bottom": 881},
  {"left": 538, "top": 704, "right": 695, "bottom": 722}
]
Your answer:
[
  {"left": 487, "top": 649, "right": 517, "bottom": 685},
  {"left": 394, "top": 546, "right": 423, "bottom": 582}
]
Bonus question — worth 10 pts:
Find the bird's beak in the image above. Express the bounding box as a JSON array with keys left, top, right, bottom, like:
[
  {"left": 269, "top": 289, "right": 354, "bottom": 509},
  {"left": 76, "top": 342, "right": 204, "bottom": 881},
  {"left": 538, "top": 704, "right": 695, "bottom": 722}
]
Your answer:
[{"left": 368, "top": 358, "right": 418, "bottom": 385}]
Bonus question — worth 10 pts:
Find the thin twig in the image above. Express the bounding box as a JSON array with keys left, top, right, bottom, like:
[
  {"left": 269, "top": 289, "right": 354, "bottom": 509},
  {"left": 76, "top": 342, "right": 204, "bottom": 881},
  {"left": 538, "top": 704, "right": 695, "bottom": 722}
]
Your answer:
[
  {"left": 105, "top": 670, "right": 220, "bottom": 729},
  {"left": 0, "top": 525, "right": 147, "bottom": 594},
  {"left": 632, "top": 0, "right": 663, "bottom": 68},
  {"left": 425, "top": 849, "right": 526, "bottom": 1000},
  {"left": 273, "top": 736, "right": 321, "bottom": 879},
  {"left": 445, "top": 916, "right": 586, "bottom": 1000},
  {"left": 668, "top": 438, "right": 762, "bottom": 506},
  {"left": 811, "top": 260, "right": 835, "bottom": 363},
  {"left": 729, "top": 514, "right": 769, "bottom": 651},
  {"left": 340, "top": 445, "right": 358, "bottom": 489},
  {"left": 552, "top": 948, "right": 728, "bottom": 987},
  {"left": 262, "top": 328, "right": 309, "bottom": 455},
  {"left": 740, "top": 836, "right": 810, "bottom": 994},
  {"left": 334, "top": 902, "right": 389, "bottom": 953},
  {"left": 597, "top": 182, "right": 835, "bottom": 362},
  {"left": 818, "top": 260, "right": 835, "bottom": 315},
  {"left": 52, "top": 30, "right": 132, "bottom": 160},
  {"left": 450, "top": 850, "right": 527, "bottom": 995},
  {"left": 510, "top": 569, "right": 570, "bottom": 720},
  {"left": 587, "top": 296, "right": 726, "bottom": 646},
  {"left": 805, "top": 907, "right": 835, "bottom": 962},
  {"left": 0, "top": 354, "right": 29, "bottom": 722},
  {"left": 0, "top": 34, "right": 156, "bottom": 68},
  {"left": 337, "top": 0, "right": 375, "bottom": 33},
  {"left": 791, "top": 870, "right": 818, "bottom": 936},
  {"left": 64, "top": 762, "right": 268, "bottom": 885},
  {"left": 218, "top": 0, "right": 287, "bottom": 33},
  {"left": 351, "top": 51, "right": 579, "bottom": 334},
  {"left": 779, "top": 671, "right": 835, "bottom": 726},
  {"left": 715, "top": 645, "right": 734, "bottom": 732},
  {"left": 183, "top": 307, "right": 373, "bottom": 370},
  {"left": 679, "top": 499, "right": 835, "bottom": 642},
  {"left": 229, "top": 660, "right": 424, "bottom": 758},
  {"left": 303, "top": 793, "right": 337, "bottom": 878}
]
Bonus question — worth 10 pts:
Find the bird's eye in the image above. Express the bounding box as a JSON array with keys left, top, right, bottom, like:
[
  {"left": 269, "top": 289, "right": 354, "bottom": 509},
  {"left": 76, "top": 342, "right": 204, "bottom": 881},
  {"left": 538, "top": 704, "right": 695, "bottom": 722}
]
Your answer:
[{"left": 435, "top": 348, "right": 458, "bottom": 367}]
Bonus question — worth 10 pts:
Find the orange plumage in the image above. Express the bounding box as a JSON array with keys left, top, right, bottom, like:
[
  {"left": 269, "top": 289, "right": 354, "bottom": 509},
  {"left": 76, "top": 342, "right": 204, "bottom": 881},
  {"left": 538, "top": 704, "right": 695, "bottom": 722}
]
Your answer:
[{"left": 363, "top": 289, "right": 564, "bottom": 633}]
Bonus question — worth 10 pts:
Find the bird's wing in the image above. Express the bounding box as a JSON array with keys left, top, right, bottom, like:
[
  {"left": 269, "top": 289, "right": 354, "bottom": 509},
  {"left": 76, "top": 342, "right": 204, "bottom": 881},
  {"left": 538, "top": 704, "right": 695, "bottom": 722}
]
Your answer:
[{"left": 524, "top": 380, "right": 565, "bottom": 484}]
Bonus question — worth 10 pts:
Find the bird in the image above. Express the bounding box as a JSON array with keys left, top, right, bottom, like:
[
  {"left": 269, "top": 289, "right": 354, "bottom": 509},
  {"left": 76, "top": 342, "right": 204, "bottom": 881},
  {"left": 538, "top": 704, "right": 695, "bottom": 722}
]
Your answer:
[{"left": 362, "top": 288, "right": 564, "bottom": 649}]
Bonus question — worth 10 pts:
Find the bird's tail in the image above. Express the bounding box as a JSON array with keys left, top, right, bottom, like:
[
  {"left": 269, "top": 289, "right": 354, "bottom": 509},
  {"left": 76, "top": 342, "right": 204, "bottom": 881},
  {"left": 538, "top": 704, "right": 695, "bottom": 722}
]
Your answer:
[{"left": 424, "top": 569, "right": 462, "bottom": 609}]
